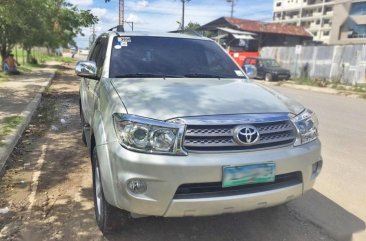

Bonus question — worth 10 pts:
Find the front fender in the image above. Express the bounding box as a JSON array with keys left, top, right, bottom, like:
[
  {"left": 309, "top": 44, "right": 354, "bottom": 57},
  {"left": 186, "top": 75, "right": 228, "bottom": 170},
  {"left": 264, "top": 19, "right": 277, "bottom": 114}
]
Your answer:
[{"left": 92, "top": 110, "right": 119, "bottom": 207}]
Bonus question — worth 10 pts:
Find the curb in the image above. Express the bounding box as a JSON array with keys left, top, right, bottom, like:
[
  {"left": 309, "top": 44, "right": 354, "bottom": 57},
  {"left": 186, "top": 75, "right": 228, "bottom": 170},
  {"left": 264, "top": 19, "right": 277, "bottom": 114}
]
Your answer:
[
  {"left": 258, "top": 81, "right": 365, "bottom": 99},
  {"left": 0, "top": 72, "right": 56, "bottom": 178}
]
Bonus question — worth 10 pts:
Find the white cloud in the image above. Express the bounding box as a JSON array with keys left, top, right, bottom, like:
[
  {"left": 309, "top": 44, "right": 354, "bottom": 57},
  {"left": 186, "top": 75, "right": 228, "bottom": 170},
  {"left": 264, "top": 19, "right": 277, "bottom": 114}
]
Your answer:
[
  {"left": 68, "top": 0, "right": 93, "bottom": 7},
  {"left": 126, "top": 13, "right": 145, "bottom": 24},
  {"left": 91, "top": 8, "right": 108, "bottom": 19},
  {"left": 75, "top": 0, "right": 273, "bottom": 48},
  {"left": 137, "top": 0, "right": 149, "bottom": 8}
]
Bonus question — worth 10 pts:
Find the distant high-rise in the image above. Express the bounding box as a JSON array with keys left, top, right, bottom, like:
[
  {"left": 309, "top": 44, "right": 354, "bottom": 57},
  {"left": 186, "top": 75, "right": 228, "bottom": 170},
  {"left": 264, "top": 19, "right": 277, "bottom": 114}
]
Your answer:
[{"left": 272, "top": 0, "right": 366, "bottom": 44}]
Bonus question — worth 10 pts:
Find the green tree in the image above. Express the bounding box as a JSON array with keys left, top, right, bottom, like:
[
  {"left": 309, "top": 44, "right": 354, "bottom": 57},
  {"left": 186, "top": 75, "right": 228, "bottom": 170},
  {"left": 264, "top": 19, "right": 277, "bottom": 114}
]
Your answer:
[
  {"left": 185, "top": 22, "right": 201, "bottom": 31},
  {"left": 0, "top": 0, "right": 24, "bottom": 62},
  {"left": 0, "top": 0, "right": 97, "bottom": 64}
]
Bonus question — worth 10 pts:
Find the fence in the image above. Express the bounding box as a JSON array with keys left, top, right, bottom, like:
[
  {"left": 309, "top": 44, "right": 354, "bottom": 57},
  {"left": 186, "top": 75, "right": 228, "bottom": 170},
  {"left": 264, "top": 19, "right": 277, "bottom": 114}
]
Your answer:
[
  {"left": 260, "top": 44, "right": 366, "bottom": 85},
  {"left": 12, "top": 47, "right": 51, "bottom": 65}
]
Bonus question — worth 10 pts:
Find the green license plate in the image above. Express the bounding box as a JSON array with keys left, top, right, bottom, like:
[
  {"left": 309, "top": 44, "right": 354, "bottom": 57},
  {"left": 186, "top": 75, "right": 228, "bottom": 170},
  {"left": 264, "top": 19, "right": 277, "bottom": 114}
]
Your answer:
[{"left": 222, "top": 163, "right": 276, "bottom": 188}]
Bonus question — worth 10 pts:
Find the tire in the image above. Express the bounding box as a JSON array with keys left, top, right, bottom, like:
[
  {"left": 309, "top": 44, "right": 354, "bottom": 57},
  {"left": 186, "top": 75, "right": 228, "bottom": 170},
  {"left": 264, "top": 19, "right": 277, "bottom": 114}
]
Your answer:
[
  {"left": 265, "top": 73, "right": 273, "bottom": 82},
  {"left": 92, "top": 148, "right": 130, "bottom": 234}
]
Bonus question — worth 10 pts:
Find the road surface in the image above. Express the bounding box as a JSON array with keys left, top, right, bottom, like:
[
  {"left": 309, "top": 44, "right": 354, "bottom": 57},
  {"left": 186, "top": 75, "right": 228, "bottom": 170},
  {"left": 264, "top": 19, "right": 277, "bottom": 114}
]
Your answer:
[{"left": 0, "top": 69, "right": 365, "bottom": 241}]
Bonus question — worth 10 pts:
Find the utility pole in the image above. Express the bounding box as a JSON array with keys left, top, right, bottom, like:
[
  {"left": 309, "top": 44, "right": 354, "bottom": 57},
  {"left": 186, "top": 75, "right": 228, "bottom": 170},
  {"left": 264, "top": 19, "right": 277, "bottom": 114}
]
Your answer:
[
  {"left": 89, "top": 24, "right": 97, "bottom": 47},
  {"left": 181, "top": 0, "right": 191, "bottom": 30},
  {"left": 226, "top": 0, "right": 236, "bottom": 18},
  {"left": 119, "top": 0, "right": 125, "bottom": 27},
  {"left": 125, "top": 21, "right": 134, "bottom": 31}
]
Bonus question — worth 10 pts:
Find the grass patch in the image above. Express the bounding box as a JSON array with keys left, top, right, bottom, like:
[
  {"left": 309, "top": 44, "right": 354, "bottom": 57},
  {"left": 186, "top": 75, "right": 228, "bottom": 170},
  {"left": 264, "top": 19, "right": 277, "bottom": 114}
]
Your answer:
[
  {"left": 0, "top": 116, "right": 25, "bottom": 146},
  {"left": 291, "top": 78, "right": 328, "bottom": 87},
  {"left": 40, "top": 55, "right": 74, "bottom": 64},
  {"left": 18, "top": 63, "right": 41, "bottom": 72},
  {"left": 11, "top": 48, "right": 74, "bottom": 69},
  {"left": 0, "top": 72, "right": 9, "bottom": 83},
  {"left": 290, "top": 77, "right": 366, "bottom": 94}
]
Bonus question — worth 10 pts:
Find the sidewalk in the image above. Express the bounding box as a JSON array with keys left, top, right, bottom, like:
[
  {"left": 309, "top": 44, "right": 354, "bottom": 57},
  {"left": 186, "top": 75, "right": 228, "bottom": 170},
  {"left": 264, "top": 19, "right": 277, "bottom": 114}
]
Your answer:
[{"left": 0, "top": 63, "right": 58, "bottom": 176}]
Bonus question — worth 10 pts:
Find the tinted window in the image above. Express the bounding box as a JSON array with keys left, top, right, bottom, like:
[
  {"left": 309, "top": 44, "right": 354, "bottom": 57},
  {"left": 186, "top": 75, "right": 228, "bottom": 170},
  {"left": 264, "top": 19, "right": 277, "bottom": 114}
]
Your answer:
[
  {"left": 110, "top": 36, "right": 245, "bottom": 79},
  {"left": 262, "top": 59, "right": 281, "bottom": 68},
  {"left": 350, "top": 2, "right": 366, "bottom": 16}
]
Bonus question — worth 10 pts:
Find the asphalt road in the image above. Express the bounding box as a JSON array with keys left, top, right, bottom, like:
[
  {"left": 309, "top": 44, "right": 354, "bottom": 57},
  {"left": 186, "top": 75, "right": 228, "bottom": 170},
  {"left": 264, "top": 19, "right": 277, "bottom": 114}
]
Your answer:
[
  {"left": 270, "top": 84, "right": 366, "bottom": 241},
  {"left": 0, "top": 69, "right": 365, "bottom": 241}
]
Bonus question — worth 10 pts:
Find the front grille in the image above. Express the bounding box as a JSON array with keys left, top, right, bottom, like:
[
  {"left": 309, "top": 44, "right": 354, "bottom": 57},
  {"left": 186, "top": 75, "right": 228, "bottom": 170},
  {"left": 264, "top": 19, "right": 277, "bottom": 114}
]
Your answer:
[
  {"left": 174, "top": 172, "right": 302, "bottom": 199},
  {"left": 183, "top": 120, "right": 296, "bottom": 152}
]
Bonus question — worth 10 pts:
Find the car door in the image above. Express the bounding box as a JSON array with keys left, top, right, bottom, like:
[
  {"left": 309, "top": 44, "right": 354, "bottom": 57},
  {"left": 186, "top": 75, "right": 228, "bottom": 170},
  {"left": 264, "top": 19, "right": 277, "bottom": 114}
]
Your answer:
[
  {"left": 256, "top": 59, "right": 264, "bottom": 79},
  {"left": 85, "top": 36, "right": 108, "bottom": 124}
]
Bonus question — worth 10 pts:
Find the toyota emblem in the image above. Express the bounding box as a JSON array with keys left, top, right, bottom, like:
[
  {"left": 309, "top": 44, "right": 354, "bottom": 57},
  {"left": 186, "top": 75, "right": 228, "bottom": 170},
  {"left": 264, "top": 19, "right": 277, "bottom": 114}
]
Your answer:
[{"left": 234, "top": 125, "right": 260, "bottom": 145}]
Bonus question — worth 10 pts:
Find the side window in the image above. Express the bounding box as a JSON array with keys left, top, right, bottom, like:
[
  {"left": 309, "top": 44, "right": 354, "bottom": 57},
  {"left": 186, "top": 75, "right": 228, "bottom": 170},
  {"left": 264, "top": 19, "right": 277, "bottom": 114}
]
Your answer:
[
  {"left": 89, "top": 41, "right": 101, "bottom": 62},
  {"left": 258, "top": 60, "right": 263, "bottom": 68},
  {"left": 88, "top": 36, "right": 108, "bottom": 78},
  {"left": 96, "top": 37, "right": 108, "bottom": 69}
]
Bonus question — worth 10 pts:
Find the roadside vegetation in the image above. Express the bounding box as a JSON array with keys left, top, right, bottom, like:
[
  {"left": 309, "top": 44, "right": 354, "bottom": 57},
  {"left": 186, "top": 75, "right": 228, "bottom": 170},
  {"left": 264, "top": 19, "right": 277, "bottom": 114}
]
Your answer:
[
  {"left": 0, "top": 116, "right": 25, "bottom": 146},
  {"left": 278, "top": 77, "right": 366, "bottom": 98},
  {"left": 0, "top": 0, "right": 97, "bottom": 65},
  {"left": 0, "top": 72, "right": 8, "bottom": 83}
]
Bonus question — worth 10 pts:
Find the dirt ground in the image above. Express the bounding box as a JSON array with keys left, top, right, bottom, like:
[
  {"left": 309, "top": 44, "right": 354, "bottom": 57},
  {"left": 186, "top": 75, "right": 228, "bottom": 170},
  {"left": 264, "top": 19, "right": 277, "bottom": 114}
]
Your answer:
[{"left": 0, "top": 65, "right": 340, "bottom": 241}]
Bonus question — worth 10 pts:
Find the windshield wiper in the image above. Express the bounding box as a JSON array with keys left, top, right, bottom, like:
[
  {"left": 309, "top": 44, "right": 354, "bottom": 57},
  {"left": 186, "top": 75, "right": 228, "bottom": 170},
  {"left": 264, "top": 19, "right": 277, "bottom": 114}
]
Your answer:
[
  {"left": 184, "top": 73, "right": 223, "bottom": 78},
  {"left": 114, "top": 73, "right": 184, "bottom": 78}
]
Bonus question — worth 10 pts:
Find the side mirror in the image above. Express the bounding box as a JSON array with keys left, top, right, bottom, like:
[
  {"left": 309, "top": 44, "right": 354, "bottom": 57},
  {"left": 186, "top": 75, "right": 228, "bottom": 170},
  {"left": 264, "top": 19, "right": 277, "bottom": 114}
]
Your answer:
[
  {"left": 75, "top": 61, "right": 98, "bottom": 79},
  {"left": 244, "top": 64, "right": 257, "bottom": 79}
]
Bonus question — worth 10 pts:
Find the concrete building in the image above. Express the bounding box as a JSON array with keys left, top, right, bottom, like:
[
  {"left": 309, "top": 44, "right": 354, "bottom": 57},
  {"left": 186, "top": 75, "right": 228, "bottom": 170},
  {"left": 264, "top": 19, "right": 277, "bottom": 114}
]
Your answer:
[
  {"left": 330, "top": 1, "right": 366, "bottom": 44},
  {"left": 273, "top": 0, "right": 366, "bottom": 44}
]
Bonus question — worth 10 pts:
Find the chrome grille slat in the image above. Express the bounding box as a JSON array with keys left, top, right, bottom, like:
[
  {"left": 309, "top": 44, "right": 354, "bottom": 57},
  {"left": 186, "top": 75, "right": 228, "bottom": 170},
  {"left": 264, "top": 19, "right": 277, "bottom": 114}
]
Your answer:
[
  {"left": 183, "top": 120, "right": 296, "bottom": 152},
  {"left": 185, "top": 127, "right": 233, "bottom": 137}
]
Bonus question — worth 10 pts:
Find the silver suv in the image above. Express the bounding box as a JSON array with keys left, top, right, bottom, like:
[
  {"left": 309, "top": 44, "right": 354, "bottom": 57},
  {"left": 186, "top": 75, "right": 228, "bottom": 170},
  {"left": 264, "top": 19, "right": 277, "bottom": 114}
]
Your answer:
[{"left": 76, "top": 31, "right": 322, "bottom": 234}]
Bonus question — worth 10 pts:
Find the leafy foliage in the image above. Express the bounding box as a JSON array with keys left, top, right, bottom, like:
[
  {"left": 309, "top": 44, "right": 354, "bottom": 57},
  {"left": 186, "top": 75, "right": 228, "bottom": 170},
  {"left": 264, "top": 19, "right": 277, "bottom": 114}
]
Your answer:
[
  {"left": 0, "top": 0, "right": 98, "bottom": 63},
  {"left": 185, "top": 22, "right": 201, "bottom": 31}
]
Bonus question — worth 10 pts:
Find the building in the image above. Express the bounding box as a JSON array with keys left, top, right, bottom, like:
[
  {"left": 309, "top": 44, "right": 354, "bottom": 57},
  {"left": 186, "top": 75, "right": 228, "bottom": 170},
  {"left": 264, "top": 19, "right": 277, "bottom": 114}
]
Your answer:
[
  {"left": 330, "top": 1, "right": 366, "bottom": 44},
  {"left": 273, "top": 0, "right": 366, "bottom": 44},
  {"left": 201, "top": 17, "right": 313, "bottom": 47}
]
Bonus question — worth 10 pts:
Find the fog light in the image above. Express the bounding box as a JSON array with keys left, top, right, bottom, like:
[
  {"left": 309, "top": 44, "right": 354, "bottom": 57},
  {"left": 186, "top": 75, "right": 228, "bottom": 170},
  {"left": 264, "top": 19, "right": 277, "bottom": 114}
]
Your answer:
[
  {"left": 127, "top": 179, "right": 147, "bottom": 194},
  {"left": 312, "top": 160, "right": 322, "bottom": 177}
]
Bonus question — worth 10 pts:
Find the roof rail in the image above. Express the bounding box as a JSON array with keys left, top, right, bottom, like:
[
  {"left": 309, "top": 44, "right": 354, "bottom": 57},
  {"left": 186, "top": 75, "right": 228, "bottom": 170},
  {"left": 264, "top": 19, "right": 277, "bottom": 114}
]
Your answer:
[{"left": 108, "top": 25, "right": 125, "bottom": 32}]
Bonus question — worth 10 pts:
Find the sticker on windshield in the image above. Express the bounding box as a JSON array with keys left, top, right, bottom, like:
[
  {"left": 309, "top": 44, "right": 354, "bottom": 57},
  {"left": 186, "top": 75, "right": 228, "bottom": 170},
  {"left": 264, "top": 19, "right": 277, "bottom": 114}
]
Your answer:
[
  {"left": 235, "top": 70, "right": 245, "bottom": 77},
  {"left": 120, "top": 41, "right": 128, "bottom": 47},
  {"left": 114, "top": 45, "right": 122, "bottom": 49},
  {"left": 118, "top": 37, "right": 131, "bottom": 42}
]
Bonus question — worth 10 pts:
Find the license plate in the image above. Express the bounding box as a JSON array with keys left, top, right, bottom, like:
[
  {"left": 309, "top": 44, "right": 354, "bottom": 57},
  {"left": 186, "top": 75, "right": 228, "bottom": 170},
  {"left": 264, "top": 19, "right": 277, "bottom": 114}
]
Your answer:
[{"left": 222, "top": 163, "right": 276, "bottom": 188}]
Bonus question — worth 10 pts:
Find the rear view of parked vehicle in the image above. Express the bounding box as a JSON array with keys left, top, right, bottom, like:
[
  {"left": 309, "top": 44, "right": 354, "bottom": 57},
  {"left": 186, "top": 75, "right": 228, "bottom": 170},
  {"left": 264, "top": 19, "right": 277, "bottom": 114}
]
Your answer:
[{"left": 244, "top": 57, "right": 291, "bottom": 81}]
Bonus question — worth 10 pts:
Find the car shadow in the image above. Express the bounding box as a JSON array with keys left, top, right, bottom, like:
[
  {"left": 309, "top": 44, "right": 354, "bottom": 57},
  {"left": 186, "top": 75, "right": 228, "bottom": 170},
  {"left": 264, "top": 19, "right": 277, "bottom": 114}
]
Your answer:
[{"left": 102, "top": 189, "right": 365, "bottom": 241}]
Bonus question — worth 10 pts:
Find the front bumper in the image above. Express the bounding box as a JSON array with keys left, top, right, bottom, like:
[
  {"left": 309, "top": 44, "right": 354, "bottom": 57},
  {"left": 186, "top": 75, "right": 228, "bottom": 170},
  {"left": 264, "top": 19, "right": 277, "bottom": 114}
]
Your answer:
[
  {"left": 273, "top": 73, "right": 291, "bottom": 80},
  {"left": 96, "top": 140, "right": 321, "bottom": 217}
]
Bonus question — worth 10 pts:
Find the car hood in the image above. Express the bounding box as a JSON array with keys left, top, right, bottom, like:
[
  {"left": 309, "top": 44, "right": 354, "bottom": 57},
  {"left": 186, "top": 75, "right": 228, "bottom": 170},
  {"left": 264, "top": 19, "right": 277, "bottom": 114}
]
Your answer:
[{"left": 110, "top": 78, "right": 304, "bottom": 120}]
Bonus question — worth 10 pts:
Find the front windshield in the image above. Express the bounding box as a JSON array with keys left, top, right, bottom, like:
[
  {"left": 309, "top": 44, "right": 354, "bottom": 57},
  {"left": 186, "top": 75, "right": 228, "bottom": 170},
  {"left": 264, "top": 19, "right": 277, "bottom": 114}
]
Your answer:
[
  {"left": 110, "top": 36, "right": 245, "bottom": 79},
  {"left": 262, "top": 59, "right": 281, "bottom": 68}
]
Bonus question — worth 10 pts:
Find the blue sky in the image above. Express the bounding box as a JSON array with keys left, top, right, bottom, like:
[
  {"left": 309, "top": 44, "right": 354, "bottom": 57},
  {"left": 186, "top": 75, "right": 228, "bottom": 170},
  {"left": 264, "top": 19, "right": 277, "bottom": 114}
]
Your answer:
[{"left": 69, "top": 0, "right": 274, "bottom": 48}]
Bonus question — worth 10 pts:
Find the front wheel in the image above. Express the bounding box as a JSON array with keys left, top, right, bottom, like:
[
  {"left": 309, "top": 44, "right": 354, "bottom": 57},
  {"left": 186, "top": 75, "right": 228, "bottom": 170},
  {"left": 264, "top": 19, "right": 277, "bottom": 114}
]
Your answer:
[
  {"left": 92, "top": 148, "right": 130, "bottom": 234},
  {"left": 265, "top": 73, "right": 273, "bottom": 82}
]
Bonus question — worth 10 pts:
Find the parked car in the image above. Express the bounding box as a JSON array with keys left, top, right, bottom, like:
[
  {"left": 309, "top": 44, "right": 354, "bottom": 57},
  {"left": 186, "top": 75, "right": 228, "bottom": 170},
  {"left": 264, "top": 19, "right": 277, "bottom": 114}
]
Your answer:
[
  {"left": 243, "top": 57, "right": 291, "bottom": 81},
  {"left": 76, "top": 31, "right": 322, "bottom": 234}
]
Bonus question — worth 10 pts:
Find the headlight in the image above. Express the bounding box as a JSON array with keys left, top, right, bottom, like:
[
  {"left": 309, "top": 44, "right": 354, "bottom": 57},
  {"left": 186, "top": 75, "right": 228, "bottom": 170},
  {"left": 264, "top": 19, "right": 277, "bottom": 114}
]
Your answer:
[
  {"left": 113, "top": 114, "right": 186, "bottom": 155},
  {"left": 291, "top": 109, "right": 319, "bottom": 146}
]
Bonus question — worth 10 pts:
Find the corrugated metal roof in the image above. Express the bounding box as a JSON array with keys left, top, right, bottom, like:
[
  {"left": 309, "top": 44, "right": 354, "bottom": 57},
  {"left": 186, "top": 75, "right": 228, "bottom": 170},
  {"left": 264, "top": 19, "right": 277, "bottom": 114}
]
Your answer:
[{"left": 224, "top": 17, "right": 312, "bottom": 37}]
